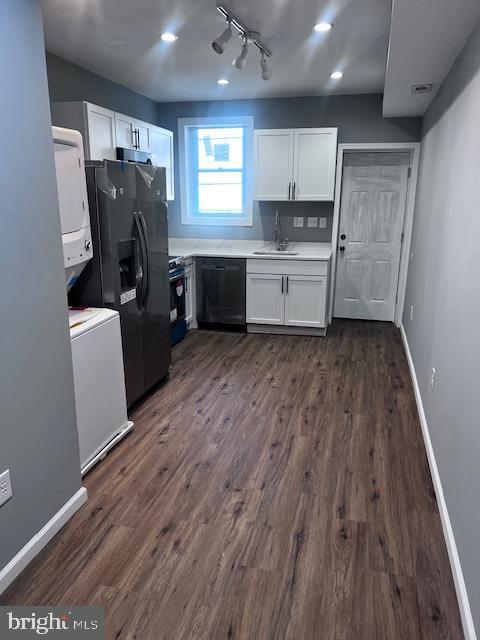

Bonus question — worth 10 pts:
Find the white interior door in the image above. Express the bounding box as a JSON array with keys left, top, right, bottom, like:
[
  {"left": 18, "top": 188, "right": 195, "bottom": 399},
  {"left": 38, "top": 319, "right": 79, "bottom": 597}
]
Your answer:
[
  {"left": 334, "top": 152, "right": 410, "bottom": 321},
  {"left": 246, "top": 273, "right": 285, "bottom": 324},
  {"left": 293, "top": 128, "right": 337, "bottom": 201},
  {"left": 254, "top": 130, "right": 294, "bottom": 200}
]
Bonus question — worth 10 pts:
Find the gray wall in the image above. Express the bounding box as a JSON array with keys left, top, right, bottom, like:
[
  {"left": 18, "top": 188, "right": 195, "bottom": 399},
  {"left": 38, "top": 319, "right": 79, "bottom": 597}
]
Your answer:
[
  {"left": 403, "top": 20, "right": 480, "bottom": 634},
  {"left": 0, "top": 1, "right": 82, "bottom": 570},
  {"left": 46, "top": 51, "right": 158, "bottom": 124},
  {"left": 156, "top": 95, "right": 422, "bottom": 240}
]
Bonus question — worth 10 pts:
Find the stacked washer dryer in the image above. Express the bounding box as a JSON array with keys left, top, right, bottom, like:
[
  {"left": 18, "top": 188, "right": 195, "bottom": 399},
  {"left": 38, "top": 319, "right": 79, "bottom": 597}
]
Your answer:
[{"left": 52, "top": 126, "right": 132, "bottom": 475}]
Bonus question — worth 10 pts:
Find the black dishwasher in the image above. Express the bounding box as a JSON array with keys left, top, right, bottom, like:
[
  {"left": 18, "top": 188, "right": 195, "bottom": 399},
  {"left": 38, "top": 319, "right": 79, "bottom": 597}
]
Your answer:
[{"left": 196, "top": 257, "right": 246, "bottom": 327}]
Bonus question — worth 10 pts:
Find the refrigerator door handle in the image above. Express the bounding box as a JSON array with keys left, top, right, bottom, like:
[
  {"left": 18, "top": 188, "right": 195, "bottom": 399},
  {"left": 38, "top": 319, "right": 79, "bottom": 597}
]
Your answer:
[
  {"left": 133, "top": 212, "right": 148, "bottom": 308},
  {"left": 138, "top": 211, "right": 150, "bottom": 307}
]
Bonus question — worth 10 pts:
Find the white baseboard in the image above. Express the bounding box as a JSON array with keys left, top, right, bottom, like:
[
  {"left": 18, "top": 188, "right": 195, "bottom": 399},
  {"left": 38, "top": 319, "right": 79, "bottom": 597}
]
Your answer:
[
  {"left": 0, "top": 487, "right": 87, "bottom": 595},
  {"left": 400, "top": 325, "right": 477, "bottom": 640}
]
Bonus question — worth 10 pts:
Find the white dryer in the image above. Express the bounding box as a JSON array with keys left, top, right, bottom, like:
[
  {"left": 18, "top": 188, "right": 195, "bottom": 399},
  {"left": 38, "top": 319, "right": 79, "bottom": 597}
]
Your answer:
[{"left": 52, "top": 126, "right": 92, "bottom": 291}]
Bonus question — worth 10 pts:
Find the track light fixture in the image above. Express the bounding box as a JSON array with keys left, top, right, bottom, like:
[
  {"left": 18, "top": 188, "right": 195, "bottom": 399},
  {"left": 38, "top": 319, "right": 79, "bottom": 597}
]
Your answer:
[
  {"left": 212, "top": 4, "right": 272, "bottom": 81},
  {"left": 233, "top": 38, "right": 249, "bottom": 70},
  {"left": 212, "top": 19, "right": 232, "bottom": 54},
  {"left": 260, "top": 53, "right": 272, "bottom": 80}
]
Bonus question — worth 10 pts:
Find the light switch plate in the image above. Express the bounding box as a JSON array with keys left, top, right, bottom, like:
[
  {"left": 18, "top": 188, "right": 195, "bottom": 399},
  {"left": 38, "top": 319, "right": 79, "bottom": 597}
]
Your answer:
[
  {"left": 307, "top": 217, "right": 318, "bottom": 228},
  {"left": 319, "top": 217, "right": 327, "bottom": 229},
  {"left": 293, "top": 217, "right": 304, "bottom": 228}
]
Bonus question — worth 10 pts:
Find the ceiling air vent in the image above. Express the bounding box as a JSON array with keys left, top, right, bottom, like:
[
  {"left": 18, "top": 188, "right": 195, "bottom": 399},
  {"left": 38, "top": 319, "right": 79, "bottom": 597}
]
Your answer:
[{"left": 411, "top": 83, "right": 433, "bottom": 94}]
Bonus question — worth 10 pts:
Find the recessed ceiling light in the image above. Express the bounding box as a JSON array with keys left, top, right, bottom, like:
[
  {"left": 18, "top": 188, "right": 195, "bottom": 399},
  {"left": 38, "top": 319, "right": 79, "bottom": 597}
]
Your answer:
[
  {"left": 314, "top": 22, "right": 333, "bottom": 32},
  {"left": 330, "top": 71, "right": 343, "bottom": 80},
  {"left": 161, "top": 32, "right": 178, "bottom": 42},
  {"left": 217, "top": 78, "right": 229, "bottom": 85}
]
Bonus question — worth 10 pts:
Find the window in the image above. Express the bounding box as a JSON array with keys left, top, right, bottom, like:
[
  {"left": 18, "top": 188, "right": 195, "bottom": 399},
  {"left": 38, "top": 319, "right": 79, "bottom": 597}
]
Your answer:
[{"left": 179, "top": 116, "right": 254, "bottom": 226}]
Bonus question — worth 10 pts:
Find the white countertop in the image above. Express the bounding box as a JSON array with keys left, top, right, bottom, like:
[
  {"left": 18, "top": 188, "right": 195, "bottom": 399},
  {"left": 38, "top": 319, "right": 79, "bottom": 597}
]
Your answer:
[{"left": 168, "top": 238, "right": 332, "bottom": 261}]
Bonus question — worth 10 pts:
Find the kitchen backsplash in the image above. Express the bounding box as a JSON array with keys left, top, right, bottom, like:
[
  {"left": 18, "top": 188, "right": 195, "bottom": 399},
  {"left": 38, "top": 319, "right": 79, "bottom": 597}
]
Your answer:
[{"left": 167, "top": 200, "right": 334, "bottom": 242}]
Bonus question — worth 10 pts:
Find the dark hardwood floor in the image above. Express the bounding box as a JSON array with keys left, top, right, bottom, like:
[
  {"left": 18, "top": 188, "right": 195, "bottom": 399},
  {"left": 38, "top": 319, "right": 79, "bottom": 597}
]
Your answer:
[{"left": 1, "top": 321, "right": 463, "bottom": 639}]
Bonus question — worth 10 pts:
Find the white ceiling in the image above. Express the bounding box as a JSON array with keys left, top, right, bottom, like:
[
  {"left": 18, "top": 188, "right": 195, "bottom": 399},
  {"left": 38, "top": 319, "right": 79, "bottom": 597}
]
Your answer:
[
  {"left": 383, "top": 0, "right": 480, "bottom": 117},
  {"left": 42, "top": 0, "right": 392, "bottom": 103}
]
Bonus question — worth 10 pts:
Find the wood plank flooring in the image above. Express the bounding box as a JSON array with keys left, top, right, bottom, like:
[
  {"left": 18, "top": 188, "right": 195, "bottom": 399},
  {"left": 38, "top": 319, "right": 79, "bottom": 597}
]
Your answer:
[{"left": 0, "top": 320, "right": 463, "bottom": 639}]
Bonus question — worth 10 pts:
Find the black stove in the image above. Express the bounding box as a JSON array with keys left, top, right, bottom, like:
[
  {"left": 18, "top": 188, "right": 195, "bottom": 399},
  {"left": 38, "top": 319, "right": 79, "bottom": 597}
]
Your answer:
[{"left": 168, "top": 255, "right": 184, "bottom": 273}]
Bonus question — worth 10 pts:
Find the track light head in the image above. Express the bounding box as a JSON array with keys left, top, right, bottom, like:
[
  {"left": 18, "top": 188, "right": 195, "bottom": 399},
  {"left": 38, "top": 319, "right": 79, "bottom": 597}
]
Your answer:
[
  {"left": 233, "top": 38, "right": 249, "bottom": 70},
  {"left": 260, "top": 54, "right": 272, "bottom": 80},
  {"left": 212, "top": 21, "right": 232, "bottom": 54}
]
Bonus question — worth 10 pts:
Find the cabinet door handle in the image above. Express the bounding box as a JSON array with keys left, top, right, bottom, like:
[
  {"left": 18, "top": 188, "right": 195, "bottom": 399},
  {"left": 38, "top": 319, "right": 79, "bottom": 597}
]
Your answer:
[
  {"left": 286, "top": 275, "right": 289, "bottom": 293},
  {"left": 281, "top": 276, "right": 284, "bottom": 294},
  {"left": 288, "top": 182, "right": 292, "bottom": 200},
  {"left": 292, "top": 182, "right": 296, "bottom": 200}
]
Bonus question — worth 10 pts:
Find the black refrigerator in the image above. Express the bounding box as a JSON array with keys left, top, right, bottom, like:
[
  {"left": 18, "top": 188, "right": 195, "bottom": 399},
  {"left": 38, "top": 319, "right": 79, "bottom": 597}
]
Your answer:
[{"left": 70, "top": 160, "right": 171, "bottom": 406}]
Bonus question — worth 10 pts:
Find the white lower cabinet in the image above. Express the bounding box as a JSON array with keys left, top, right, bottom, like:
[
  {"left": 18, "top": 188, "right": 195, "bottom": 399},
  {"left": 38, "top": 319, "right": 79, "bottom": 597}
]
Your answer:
[
  {"left": 284, "top": 275, "right": 326, "bottom": 327},
  {"left": 246, "top": 259, "right": 329, "bottom": 330},
  {"left": 184, "top": 259, "right": 196, "bottom": 328},
  {"left": 246, "top": 274, "right": 285, "bottom": 324}
]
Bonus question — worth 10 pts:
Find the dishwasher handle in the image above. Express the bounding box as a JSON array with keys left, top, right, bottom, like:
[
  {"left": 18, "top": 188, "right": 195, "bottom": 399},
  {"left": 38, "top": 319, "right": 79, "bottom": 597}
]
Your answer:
[{"left": 201, "top": 264, "right": 241, "bottom": 272}]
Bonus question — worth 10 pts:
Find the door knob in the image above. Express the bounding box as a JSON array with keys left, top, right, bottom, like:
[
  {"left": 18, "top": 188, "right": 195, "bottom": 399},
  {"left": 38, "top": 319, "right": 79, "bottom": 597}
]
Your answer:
[
  {"left": 339, "top": 246, "right": 345, "bottom": 252},
  {"left": 340, "top": 234, "right": 346, "bottom": 240}
]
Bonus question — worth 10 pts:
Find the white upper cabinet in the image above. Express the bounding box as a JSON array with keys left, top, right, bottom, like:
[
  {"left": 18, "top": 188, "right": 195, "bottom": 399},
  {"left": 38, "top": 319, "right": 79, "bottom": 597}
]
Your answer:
[
  {"left": 135, "top": 119, "right": 152, "bottom": 153},
  {"left": 115, "top": 114, "right": 152, "bottom": 153},
  {"left": 51, "top": 101, "right": 175, "bottom": 200},
  {"left": 85, "top": 103, "right": 116, "bottom": 161},
  {"left": 150, "top": 126, "right": 175, "bottom": 201},
  {"left": 254, "top": 127, "right": 337, "bottom": 201},
  {"left": 254, "top": 130, "right": 295, "bottom": 201},
  {"left": 115, "top": 112, "right": 136, "bottom": 150},
  {"left": 293, "top": 128, "right": 337, "bottom": 201}
]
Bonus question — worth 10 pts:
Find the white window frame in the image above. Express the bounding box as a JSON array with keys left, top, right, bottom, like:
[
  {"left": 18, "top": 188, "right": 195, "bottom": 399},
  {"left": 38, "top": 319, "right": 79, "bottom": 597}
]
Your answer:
[{"left": 178, "top": 116, "right": 254, "bottom": 226}]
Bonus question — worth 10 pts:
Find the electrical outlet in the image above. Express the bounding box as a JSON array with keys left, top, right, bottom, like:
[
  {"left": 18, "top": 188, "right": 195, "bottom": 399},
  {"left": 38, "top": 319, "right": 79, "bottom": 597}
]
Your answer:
[
  {"left": 0, "top": 469, "right": 12, "bottom": 507},
  {"left": 319, "top": 217, "right": 327, "bottom": 229},
  {"left": 307, "top": 217, "right": 318, "bottom": 228},
  {"left": 410, "top": 305, "right": 414, "bottom": 321},
  {"left": 430, "top": 367, "right": 436, "bottom": 392},
  {"left": 293, "top": 217, "right": 304, "bottom": 228}
]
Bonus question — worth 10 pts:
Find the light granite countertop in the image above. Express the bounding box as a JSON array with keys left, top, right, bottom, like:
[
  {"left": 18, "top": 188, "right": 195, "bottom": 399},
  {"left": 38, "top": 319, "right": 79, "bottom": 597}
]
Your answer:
[{"left": 168, "top": 238, "right": 332, "bottom": 261}]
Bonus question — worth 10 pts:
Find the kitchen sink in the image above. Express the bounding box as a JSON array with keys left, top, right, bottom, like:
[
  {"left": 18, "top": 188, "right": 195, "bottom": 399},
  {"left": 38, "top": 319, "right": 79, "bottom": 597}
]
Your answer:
[{"left": 253, "top": 250, "right": 299, "bottom": 256}]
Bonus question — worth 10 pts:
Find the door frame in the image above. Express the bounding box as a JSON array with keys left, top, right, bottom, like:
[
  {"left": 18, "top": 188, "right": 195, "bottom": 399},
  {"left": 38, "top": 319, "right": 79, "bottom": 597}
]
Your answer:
[{"left": 329, "top": 142, "right": 421, "bottom": 326}]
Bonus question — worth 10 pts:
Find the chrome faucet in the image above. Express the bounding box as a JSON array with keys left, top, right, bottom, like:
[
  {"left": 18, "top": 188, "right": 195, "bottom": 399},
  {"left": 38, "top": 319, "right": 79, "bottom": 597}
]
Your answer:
[{"left": 273, "top": 211, "right": 288, "bottom": 251}]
